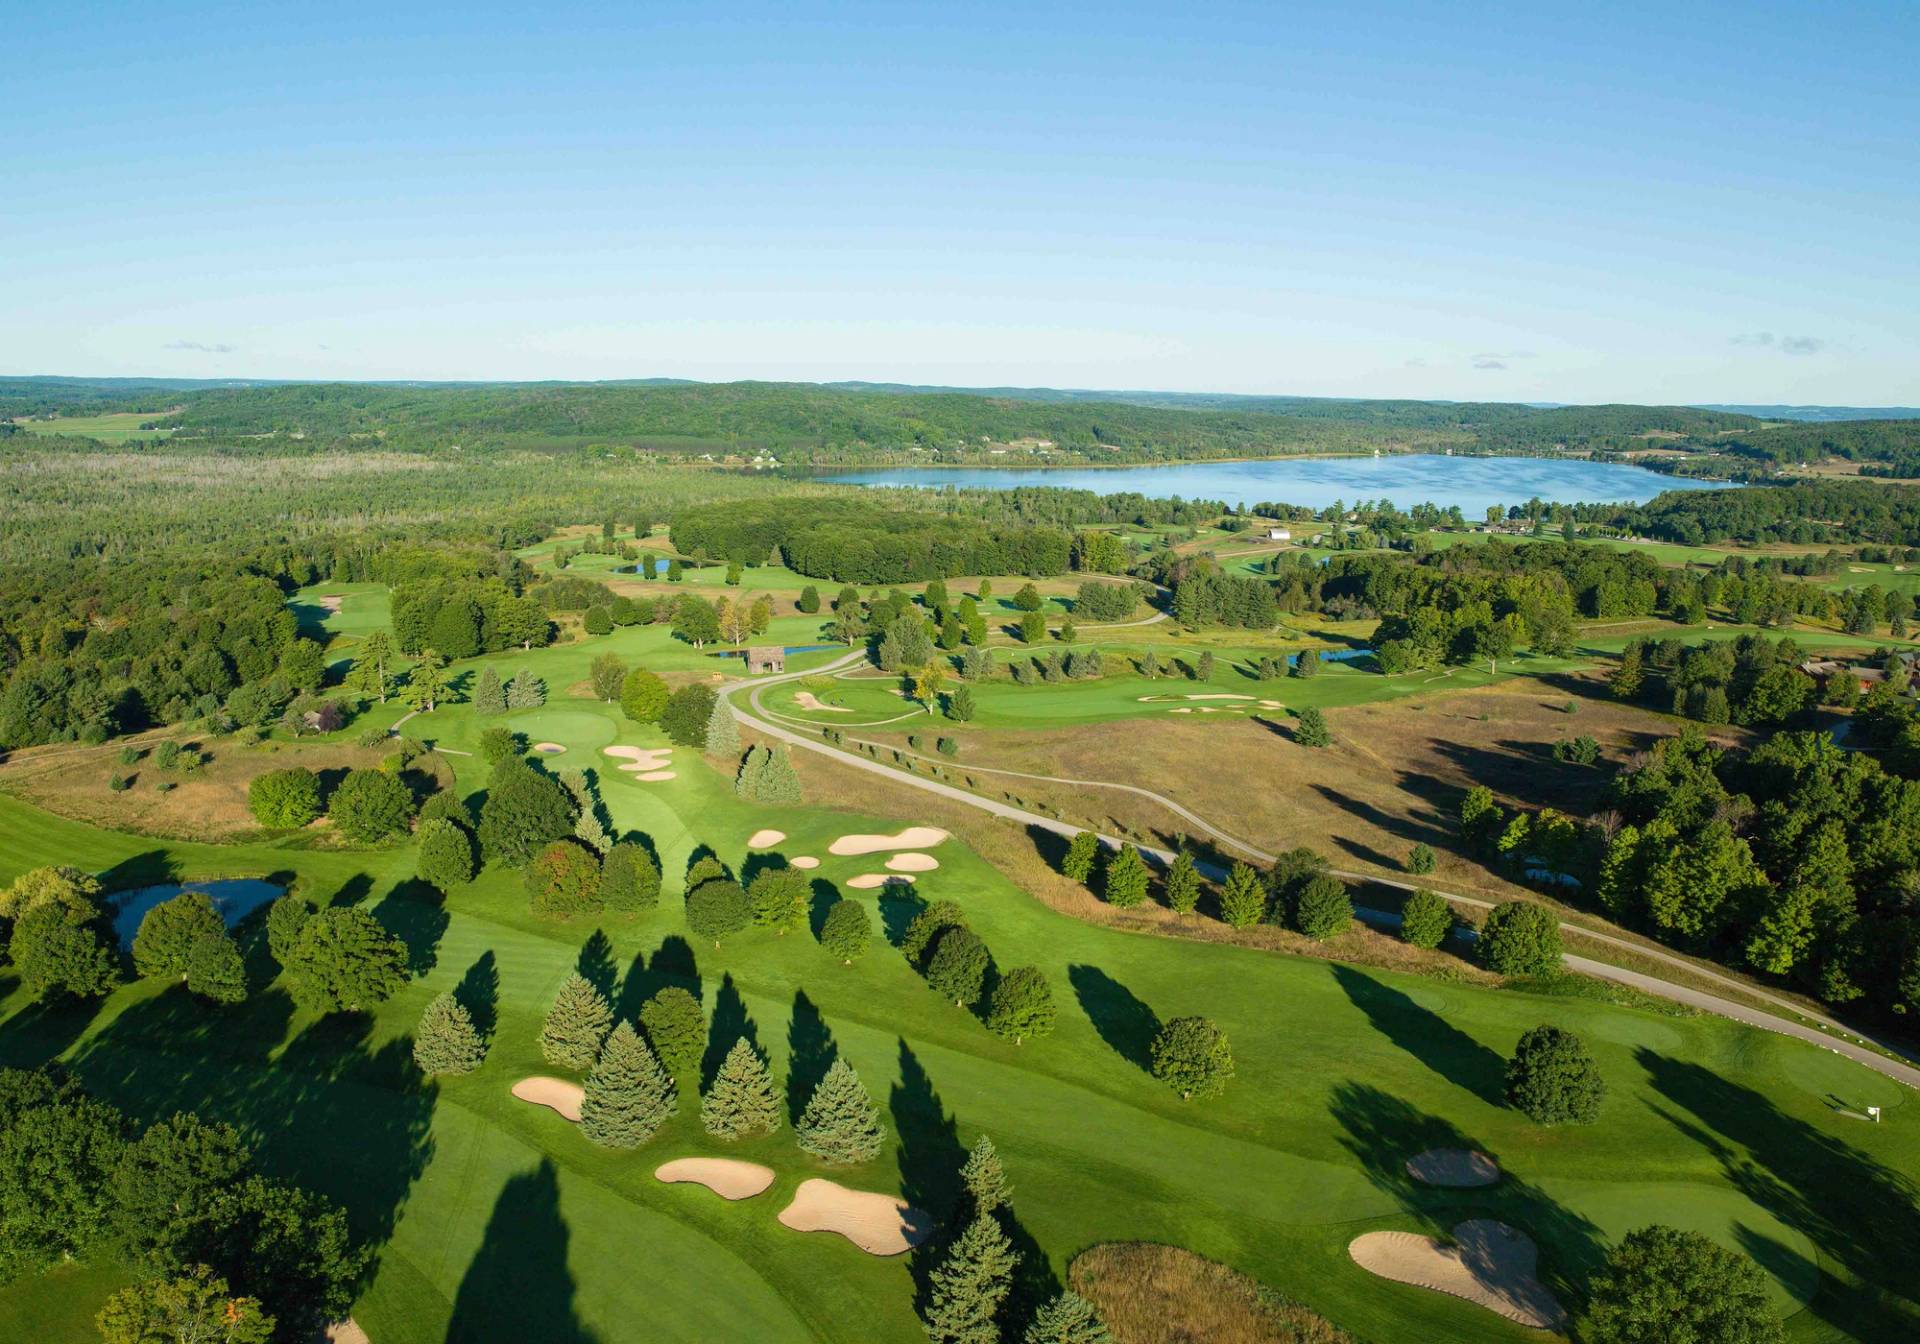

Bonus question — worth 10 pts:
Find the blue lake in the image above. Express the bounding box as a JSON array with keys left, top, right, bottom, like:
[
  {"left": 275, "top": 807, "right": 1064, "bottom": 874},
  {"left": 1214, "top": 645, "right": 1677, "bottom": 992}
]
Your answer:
[
  {"left": 110, "top": 878, "right": 284, "bottom": 948},
  {"left": 820, "top": 454, "right": 1729, "bottom": 514}
]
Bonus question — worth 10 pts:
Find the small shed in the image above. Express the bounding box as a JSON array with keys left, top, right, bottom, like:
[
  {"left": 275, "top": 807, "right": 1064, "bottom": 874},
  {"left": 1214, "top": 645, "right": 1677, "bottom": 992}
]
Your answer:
[
  {"left": 744, "top": 646, "right": 786, "bottom": 675},
  {"left": 1261, "top": 527, "right": 1292, "bottom": 542}
]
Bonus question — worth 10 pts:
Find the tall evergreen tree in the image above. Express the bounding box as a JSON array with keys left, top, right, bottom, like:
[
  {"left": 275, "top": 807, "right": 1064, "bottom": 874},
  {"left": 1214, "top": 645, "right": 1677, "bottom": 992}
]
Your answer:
[
  {"left": 505, "top": 668, "right": 546, "bottom": 709},
  {"left": 734, "top": 744, "right": 769, "bottom": 799},
  {"left": 1101, "top": 846, "right": 1151, "bottom": 909},
  {"left": 472, "top": 665, "right": 507, "bottom": 717},
  {"left": 795, "top": 1057, "right": 885, "bottom": 1164},
  {"left": 414, "top": 990, "right": 487, "bottom": 1076},
  {"left": 1060, "top": 830, "right": 1099, "bottom": 883},
  {"left": 1217, "top": 861, "right": 1267, "bottom": 928},
  {"left": 705, "top": 693, "right": 740, "bottom": 756},
  {"left": 579, "top": 1021, "right": 676, "bottom": 1148},
  {"left": 700, "top": 1037, "right": 783, "bottom": 1139},
  {"left": 539, "top": 972, "right": 613, "bottom": 1071},
  {"left": 923, "top": 1213, "right": 1018, "bottom": 1344},
  {"left": 1163, "top": 848, "right": 1200, "bottom": 915},
  {"left": 757, "top": 745, "right": 802, "bottom": 803},
  {"left": 959, "top": 1134, "right": 1010, "bottom": 1214}
]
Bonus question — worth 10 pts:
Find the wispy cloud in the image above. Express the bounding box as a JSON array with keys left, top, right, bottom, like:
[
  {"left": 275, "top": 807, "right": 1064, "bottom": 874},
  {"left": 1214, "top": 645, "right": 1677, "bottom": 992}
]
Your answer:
[
  {"left": 165, "top": 339, "right": 236, "bottom": 354},
  {"left": 1731, "top": 331, "right": 1826, "bottom": 356},
  {"left": 1470, "top": 349, "right": 1533, "bottom": 371}
]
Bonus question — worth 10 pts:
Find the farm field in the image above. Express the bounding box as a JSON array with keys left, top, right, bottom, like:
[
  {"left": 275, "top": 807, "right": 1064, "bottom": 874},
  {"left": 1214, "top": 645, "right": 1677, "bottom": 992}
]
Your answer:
[
  {"left": 9, "top": 410, "right": 175, "bottom": 443},
  {"left": 2, "top": 674, "right": 1917, "bottom": 1342}
]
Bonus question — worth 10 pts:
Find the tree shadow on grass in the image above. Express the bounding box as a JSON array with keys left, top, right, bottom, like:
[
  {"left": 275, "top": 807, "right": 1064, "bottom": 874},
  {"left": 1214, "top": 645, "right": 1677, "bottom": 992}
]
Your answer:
[
  {"left": 1637, "top": 1047, "right": 1920, "bottom": 1341},
  {"left": 456, "top": 951, "right": 500, "bottom": 1043},
  {"left": 616, "top": 935, "right": 700, "bottom": 1022},
  {"left": 878, "top": 890, "right": 923, "bottom": 949},
  {"left": 1330, "top": 964, "right": 1507, "bottom": 1105},
  {"left": 98, "top": 849, "right": 179, "bottom": 890},
  {"left": 1067, "top": 965, "right": 1159, "bottom": 1072},
  {"left": 1327, "top": 1080, "right": 1604, "bottom": 1307},
  {"left": 371, "top": 879, "right": 447, "bottom": 977},
  {"left": 575, "top": 929, "right": 619, "bottom": 1001},
  {"left": 445, "top": 1159, "right": 600, "bottom": 1344},
  {"left": 0, "top": 980, "right": 106, "bottom": 1069},
  {"left": 702, "top": 972, "right": 760, "bottom": 1090},
  {"left": 891, "top": 1038, "right": 967, "bottom": 1316},
  {"left": 785, "top": 989, "right": 837, "bottom": 1125},
  {"left": 325, "top": 873, "right": 374, "bottom": 908}
]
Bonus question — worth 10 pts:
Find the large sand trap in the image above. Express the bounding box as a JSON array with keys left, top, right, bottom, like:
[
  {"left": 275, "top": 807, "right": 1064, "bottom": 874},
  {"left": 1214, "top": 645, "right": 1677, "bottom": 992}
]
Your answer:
[
  {"left": 748, "top": 829, "right": 787, "bottom": 848},
  {"left": 638, "top": 770, "right": 676, "bottom": 781},
  {"left": 656, "top": 1158, "right": 776, "bottom": 1200},
  {"left": 829, "top": 827, "right": 949, "bottom": 856},
  {"left": 885, "top": 852, "right": 940, "bottom": 872},
  {"left": 1137, "top": 693, "right": 1254, "bottom": 702},
  {"left": 533, "top": 742, "right": 567, "bottom": 754},
  {"left": 317, "top": 595, "right": 345, "bottom": 613},
  {"left": 1169, "top": 707, "right": 1193, "bottom": 714},
  {"left": 848, "top": 873, "right": 914, "bottom": 889},
  {"left": 325, "top": 1320, "right": 369, "bottom": 1344},
  {"left": 604, "top": 745, "right": 673, "bottom": 769},
  {"left": 1406, "top": 1149, "right": 1501, "bottom": 1188},
  {"left": 777, "top": 1179, "right": 935, "bottom": 1256},
  {"left": 1348, "top": 1220, "right": 1564, "bottom": 1331},
  {"left": 791, "top": 856, "right": 820, "bottom": 869},
  {"left": 511, "top": 1076, "right": 584, "bottom": 1123},
  {"left": 794, "top": 691, "right": 853, "bottom": 712}
]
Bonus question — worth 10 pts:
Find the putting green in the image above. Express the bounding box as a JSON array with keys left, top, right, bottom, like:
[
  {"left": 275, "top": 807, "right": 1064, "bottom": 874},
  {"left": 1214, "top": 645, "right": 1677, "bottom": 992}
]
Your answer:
[{"left": 506, "top": 708, "right": 618, "bottom": 753}]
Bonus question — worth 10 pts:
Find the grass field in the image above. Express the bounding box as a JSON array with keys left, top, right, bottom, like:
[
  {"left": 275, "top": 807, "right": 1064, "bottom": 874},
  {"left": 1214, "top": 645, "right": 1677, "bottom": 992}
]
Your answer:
[
  {"left": 0, "top": 585, "right": 1913, "bottom": 1341},
  {"left": 10, "top": 411, "right": 176, "bottom": 444},
  {"left": 291, "top": 582, "right": 396, "bottom": 645},
  {"left": 3, "top": 686, "right": 1916, "bottom": 1342}
]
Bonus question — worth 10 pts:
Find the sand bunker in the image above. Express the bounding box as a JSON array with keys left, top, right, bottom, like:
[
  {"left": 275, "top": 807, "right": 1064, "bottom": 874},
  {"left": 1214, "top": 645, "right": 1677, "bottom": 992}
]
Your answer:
[
  {"left": 325, "top": 1321, "right": 370, "bottom": 1344},
  {"left": 1169, "top": 707, "right": 1192, "bottom": 714},
  {"left": 533, "top": 742, "right": 567, "bottom": 754},
  {"left": 638, "top": 770, "right": 676, "bottom": 781},
  {"left": 848, "top": 873, "right": 914, "bottom": 889},
  {"left": 829, "top": 827, "right": 949, "bottom": 856},
  {"left": 791, "top": 856, "right": 820, "bottom": 869},
  {"left": 885, "top": 852, "right": 940, "bottom": 873},
  {"left": 1259, "top": 699, "right": 1283, "bottom": 708},
  {"left": 748, "top": 829, "right": 787, "bottom": 848},
  {"left": 655, "top": 1158, "right": 776, "bottom": 1200},
  {"left": 1406, "top": 1149, "right": 1501, "bottom": 1188},
  {"left": 794, "top": 691, "right": 853, "bottom": 713},
  {"left": 1348, "top": 1220, "right": 1564, "bottom": 1331},
  {"left": 511, "top": 1076, "right": 584, "bottom": 1123},
  {"left": 777, "top": 1179, "right": 935, "bottom": 1256},
  {"left": 318, "top": 595, "right": 345, "bottom": 614},
  {"left": 1137, "top": 693, "right": 1255, "bottom": 703},
  {"left": 604, "top": 744, "right": 674, "bottom": 771}
]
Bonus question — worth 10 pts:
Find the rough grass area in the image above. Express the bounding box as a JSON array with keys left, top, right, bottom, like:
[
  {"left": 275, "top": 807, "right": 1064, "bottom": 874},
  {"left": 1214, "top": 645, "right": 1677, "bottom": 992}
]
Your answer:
[
  {"left": 1071, "top": 1242, "right": 1355, "bottom": 1344},
  {"left": 11, "top": 410, "right": 175, "bottom": 444}
]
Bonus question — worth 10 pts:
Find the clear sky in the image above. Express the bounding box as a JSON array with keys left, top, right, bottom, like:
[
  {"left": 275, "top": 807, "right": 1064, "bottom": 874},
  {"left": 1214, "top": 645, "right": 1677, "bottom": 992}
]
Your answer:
[{"left": 5, "top": 1, "right": 1917, "bottom": 404}]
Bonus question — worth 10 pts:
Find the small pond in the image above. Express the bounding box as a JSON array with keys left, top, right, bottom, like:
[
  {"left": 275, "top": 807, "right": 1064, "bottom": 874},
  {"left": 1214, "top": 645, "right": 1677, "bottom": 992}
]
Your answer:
[{"left": 109, "top": 878, "right": 284, "bottom": 948}]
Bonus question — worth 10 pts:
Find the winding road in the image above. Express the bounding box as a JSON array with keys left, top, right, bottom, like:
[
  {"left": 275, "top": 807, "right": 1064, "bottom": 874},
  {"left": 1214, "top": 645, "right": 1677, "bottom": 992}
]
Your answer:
[{"left": 725, "top": 649, "right": 1920, "bottom": 1090}]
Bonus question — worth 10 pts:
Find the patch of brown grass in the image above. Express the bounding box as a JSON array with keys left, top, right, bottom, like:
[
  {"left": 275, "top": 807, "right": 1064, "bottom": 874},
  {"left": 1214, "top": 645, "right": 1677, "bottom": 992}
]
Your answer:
[{"left": 1070, "top": 1243, "right": 1355, "bottom": 1344}]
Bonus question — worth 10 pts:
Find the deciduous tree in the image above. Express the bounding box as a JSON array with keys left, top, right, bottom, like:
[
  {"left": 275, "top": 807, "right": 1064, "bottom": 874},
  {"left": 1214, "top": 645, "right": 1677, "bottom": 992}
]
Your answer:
[
  {"left": 1150, "top": 1016, "right": 1233, "bottom": 1099},
  {"left": 985, "top": 967, "right": 1055, "bottom": 1043},
  {"left": 1585, "top": 1225, "right": 1782, "bottom": 1344},
  {"left": 1505, "top": 1024, "right": 1605, "bottom": 1124},
  {"left": 819, "top": 898, "right": 872, "bottom": 964},
  {"left": 638, "top": 986, "right": 706, "bottom": 1075},
  {"left": 283, "top": 908, "right": 407, "bottom": 1015}
]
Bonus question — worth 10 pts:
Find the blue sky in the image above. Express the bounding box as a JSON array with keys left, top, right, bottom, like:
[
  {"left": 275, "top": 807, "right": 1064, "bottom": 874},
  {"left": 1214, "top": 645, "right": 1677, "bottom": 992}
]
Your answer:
[{"left": 5, "top": 1, "right": 1917, "bottom": 403}]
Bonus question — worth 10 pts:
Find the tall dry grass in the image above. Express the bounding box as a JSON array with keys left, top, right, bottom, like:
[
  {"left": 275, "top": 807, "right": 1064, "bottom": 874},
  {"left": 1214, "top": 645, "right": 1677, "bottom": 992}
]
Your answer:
[{"left": 1069, "top": 1242, "right": 1359, "bottom": 1344}]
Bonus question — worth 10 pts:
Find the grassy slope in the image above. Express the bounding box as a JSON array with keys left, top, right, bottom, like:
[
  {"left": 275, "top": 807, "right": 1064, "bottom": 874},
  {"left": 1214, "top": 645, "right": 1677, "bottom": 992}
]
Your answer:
[
  {"left": 10, "top": 411, "right": 174, "bottom": 444},
  {"left": 1, "top": 667, "right": 1917, "bottom": 1341}
]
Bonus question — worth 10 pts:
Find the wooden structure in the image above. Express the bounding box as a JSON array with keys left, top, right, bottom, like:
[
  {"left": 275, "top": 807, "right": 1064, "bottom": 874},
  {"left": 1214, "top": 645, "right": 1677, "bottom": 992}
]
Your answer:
[{"left": 744, "top": 646, "right": 786, "bottom": 675}]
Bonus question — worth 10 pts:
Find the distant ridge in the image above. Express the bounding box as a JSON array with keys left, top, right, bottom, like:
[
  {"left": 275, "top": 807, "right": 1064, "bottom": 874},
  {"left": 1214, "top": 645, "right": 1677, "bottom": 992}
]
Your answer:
[{"left": 1692, "top": 404, "right": 1920, "bottom": 422}]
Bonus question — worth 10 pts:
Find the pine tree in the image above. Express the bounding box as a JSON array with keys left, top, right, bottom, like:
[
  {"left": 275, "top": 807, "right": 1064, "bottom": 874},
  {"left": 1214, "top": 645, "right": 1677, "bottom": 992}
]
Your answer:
[
  {"left": 757, "top": 746, "right": 802, "bottom": 804},
  {"left": 1296, "top": 706, "right": 1333, "bottom": 747},
  {"left": 705, "top": 693, "right": 740, "bottom": 756},
  {"left": 580, "top": 1021, "right": 676, "bottom": 1148},
  {"left": 414, "top": 990, "right": 486, "bottom": 1075},
  {"left": 734, "top": 743, "right": 770, "bottom": 799},
  {"left": 1102, "top": 846, "right": 1150, "bottom": 908},
  {"left": 700, "top": 1037, "right": 783, "bottom": 1139},
  {"left": 540, "top": 972, "right": 613, "bottom": 1070},
  {"left": 923, "top": 1212, "right": 1018, "bottom": 1344},
  {"left": 1217, "top": 861, "right": 1267, "bottom": 928},
  {"left": 574, "top": 808, "right": 611, "bottom": 855},
  {"left": 1060, "top": 830, "right": 1099, "bottom": 883},
  {"left": 472, "top": 665, "right": 507, "bottom": 717},
  {"left": 505, "top": 668, "right": 546, "bottom": 709},
  {"left": 795, "top": 1057, "right": 885, "bottom": 1164},
  {"left": 959, "top": 1134, "right": 1010, "bottom": 1214},
  {"left": 355, "top": 629, "right": 395, "bottom": 702},
  {"left": 1024, "top": 1291, "right": 1111, "bottom": 1344},
  {"left": 1164, "top": 849, "right": 1200, "bottom": 915}
]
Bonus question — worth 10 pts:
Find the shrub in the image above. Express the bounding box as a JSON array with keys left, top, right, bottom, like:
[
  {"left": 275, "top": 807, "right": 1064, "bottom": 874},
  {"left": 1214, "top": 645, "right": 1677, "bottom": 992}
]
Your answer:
[
  {"left": 819, "top": 899, "right": 872, "bottom": 964},
  {"left": 1505, "top": 1024, "right": 1606, "bottom": 1124},
  {"left": 600, "top": 840, "right": 661, "bottom": 914},
  {"left": 327, "top": 768, "right": 413, "bottom": 843},
  {"left": 154, "top": 740, "right": 183, "bottom": 769},
  {"left": 985, "top": 966, "right": 1055, "bottom": 1043},
  {"left": 416, "top": 818, "right": 476, "bottom": 892},
  {"left": 108, "top": 773, "right": 132, "bottom": 793},
  {"left": 1399, "top": 890, "right": 1454, "bottom": 950},
  {"left": 925, "top": 927, "right": 991, "bottom": 1007},
  {"left": 526, "top": 840, "right": 603, "bottom": 918},
  {"left": 118, "top": 745, "right": 141, "bottom": 766},
  {"left": 1292, "top": 874, "right": 1352, "bottom": 940},
  {"left": 1479, "top": 900, "right": 1562, "bottom": 976},
  {"left": 686, "top": 879, "right": 749, "bottom": 946},
  {"left": 1406, "top": 842, "right": 1435, "bottom": 875},
  {"left": 1151, "top": 1016, "right": 1234, "bottom": 1099}
]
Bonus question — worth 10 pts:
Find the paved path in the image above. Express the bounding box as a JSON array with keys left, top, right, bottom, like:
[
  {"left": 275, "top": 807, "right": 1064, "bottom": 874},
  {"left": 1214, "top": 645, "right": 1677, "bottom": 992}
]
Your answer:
[{"left": 724, "top": 652, "right": 1920, "bottom": 1089}]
